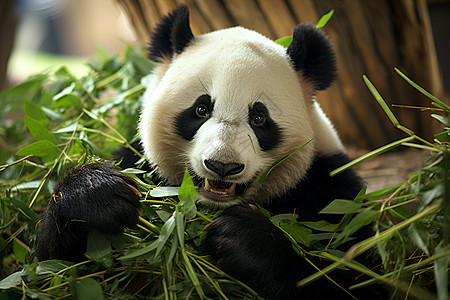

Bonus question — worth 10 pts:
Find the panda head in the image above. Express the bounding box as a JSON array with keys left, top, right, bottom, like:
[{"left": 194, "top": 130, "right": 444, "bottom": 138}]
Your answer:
[{"left": 139, "top": 5, "right": 343, "bottom": 208}]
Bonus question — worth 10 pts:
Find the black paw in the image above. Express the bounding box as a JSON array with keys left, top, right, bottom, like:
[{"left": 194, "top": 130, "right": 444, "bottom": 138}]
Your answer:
[
  {"left": 36, "top": 162, "right": 141, "bottom": 261},
  {"left": 205, "top": 205, "right": 303, "bottom": 299}
]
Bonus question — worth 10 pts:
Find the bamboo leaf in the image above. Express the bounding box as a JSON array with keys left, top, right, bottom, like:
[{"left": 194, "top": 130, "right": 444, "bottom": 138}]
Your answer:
[
  {"left": 118, "top": 240, "right": 158, "bottom": 260},
  {"left": 155, "top": 214, "right": 176, "bottom": 258},
  {"left": 274, "top": 36, "right": 293, "bottom": 48},
  {"left": 71, "top": 278, "right": 104, "bottom": 300},
  {"left": 434, "top": 242, "right": 450, "bottom": 300},
  {"left": 363, "top": 75, "right": 400, "bottom": 127},
  {"left": 16, "top": 140, "right": 58, "bottom": 157},
  {"left": 395, "top": 67, "right": 450, "bottom": 111},
  {"left": 260, "top": 138, "right": 313, "bottom": 184},
  {"left": 0, "top": 271, "right": 24, "bottom": 289},
  {"left": 87, "top": 230, "right": 112, "bottom": 261},
  {"left": 319, "top": 199, "right": 364, "bottom": 214},
  {"left": 330, "top": 136, "right": 415, "bottom": 176},
  {"left": 150, "top": 187, "right": 180, "bottom": 197},
  {"left": 25, "top": 116, "right": 57, "bottom": 143},
  {"left": 316, "top": 10, "right": 334, "bottom": 28}
]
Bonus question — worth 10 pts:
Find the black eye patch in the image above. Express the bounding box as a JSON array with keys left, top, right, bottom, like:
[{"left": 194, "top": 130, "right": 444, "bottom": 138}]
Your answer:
[
  {"left": 249, "top": 102, "right": 282, "bottom": 151},
  {"left": 176, "top": 94, "right": 214, "bottom": 141}
]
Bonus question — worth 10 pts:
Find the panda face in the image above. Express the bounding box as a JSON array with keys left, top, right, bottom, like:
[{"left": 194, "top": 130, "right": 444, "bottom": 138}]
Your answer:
[{"left": 140, "top": 27, "right": 316, "bottom": 207}]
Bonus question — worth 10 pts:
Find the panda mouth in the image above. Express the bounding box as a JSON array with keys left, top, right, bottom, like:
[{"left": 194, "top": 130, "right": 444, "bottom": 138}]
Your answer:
[{"left": 204, "top": 179, "right": 237, "bottom": 197}]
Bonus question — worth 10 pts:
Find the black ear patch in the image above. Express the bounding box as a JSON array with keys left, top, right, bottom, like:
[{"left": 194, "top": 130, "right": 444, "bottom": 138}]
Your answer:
[
  {"left": 147, "top": 4, "right": 194, "bottom": 62},
  {"left": 287, "top": 23, "right": 336, "bottom": 91}
]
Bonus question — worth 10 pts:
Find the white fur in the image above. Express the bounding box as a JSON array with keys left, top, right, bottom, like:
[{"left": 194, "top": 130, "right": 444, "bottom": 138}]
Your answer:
[{"left": 139, "top": 27, "right": 343, "bottom": 206}]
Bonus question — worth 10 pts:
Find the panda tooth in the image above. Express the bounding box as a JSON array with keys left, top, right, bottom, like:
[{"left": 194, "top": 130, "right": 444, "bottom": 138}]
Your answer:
[
  {"left": 227, "top": 183, "right": 237, "bottom": 194},
  {"left": 205, "top": 179, "right": 212, "bottom": 191}
]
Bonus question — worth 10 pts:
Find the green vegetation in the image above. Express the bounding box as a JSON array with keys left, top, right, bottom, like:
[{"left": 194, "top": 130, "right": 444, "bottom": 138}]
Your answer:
[{"left": 0, "top": 46, "right": 448, "bottom": 299}]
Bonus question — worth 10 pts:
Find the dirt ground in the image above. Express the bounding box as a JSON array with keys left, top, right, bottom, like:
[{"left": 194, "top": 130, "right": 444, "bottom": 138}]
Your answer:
[{"left": 346, "top": 147, "right": 431, "bottom": 193}]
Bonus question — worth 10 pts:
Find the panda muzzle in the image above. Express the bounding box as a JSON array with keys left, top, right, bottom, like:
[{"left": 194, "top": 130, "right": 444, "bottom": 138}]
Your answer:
[{"left": 204, "top": 179, "right": 237, "bottom": 196}]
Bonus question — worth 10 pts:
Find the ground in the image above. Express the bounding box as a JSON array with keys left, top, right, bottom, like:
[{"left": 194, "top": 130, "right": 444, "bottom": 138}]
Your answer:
[{"left": 347, "top": 147, "right": 430, "bottom": 193}]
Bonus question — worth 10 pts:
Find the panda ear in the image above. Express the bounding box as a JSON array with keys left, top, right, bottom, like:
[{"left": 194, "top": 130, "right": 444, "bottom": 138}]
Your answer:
[
  {"left": 287, "top": 23, "right": 336, "bottom": 91},
  {"left": 147, "top": 4, "right": 194, "bottom": 63}
]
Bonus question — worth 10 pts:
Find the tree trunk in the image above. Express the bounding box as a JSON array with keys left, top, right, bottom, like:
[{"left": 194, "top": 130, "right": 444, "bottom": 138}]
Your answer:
[
  {"left": 116, "top": 0, "right": 443, "bottom": 149},
  {"left": 0, "top": 0, "right": 18, "bottom": 91}
]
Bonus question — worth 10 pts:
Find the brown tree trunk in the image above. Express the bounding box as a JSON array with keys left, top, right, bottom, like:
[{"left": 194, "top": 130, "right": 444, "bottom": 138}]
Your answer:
[
  {"left": 116, "top": 0, "right": 443, "bottom": 149},
  {"left": 0, "top": 0, "right": 19, "bottom": 91}
]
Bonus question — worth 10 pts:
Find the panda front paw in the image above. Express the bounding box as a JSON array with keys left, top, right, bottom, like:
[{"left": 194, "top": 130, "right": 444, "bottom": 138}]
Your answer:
[
  {"left": 205, "top": 205, "right": 303, "bottom": 299},
  {"left": 36, "top": 162, "right": 141, "bottom": 261}
]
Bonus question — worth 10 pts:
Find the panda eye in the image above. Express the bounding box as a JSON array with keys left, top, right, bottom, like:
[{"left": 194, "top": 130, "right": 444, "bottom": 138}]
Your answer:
[
  {"left": 195, "top": 104, "right": 210, "bottom": 118},
  {"left": 252, "top": 114, "right": 266, "bottom": 126}
]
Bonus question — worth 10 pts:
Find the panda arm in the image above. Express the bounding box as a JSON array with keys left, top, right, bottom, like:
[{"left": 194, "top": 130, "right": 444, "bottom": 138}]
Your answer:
[
  {"left": 205, "top": 205, "right": 306, "bottom": 299},
  {"left": 205, "top": 205, "right": 374, "bottom": 299},
  {"left": 36, "top": 163, "right": 141, "bottom": 261}
]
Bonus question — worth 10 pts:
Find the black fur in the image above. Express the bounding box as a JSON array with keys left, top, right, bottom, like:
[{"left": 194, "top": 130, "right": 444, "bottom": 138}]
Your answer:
[
  {"left": 287, "top": 23, "right": 337, "bottom": 90},
  {"left": 268, "top": 152, "right": 364, "bottom": 220},
  {"left": 36, "top": 163, "right": 141, "bottom": 261},
  {"left": 176, "top": 94, "right": 214, "bottom": 141},
  {"left": 147, "top": 4, "right": 194, "bottom": 62},
  {"left": 248, "top": 102, "right": 283, "bottom": 151},
  {"left": 205, "top": 153, "right": 382, "bottom": 299}
]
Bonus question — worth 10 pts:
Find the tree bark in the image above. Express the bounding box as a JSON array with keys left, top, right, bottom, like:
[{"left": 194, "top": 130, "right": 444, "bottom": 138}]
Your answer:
[
  {"left": 0, "top": 0, "right": 18, "bottom": 91},
  {"left": 116, "top": 0, "right": 444, "bottom": 149}
]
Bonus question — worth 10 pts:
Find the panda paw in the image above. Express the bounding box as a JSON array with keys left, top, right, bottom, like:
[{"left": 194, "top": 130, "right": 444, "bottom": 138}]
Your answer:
[
  {"left": 205, "top": 205, "right": 303, "bottom": 299},
  {"left": 36, "top": 162, "right": 141, "bottom": 261}
]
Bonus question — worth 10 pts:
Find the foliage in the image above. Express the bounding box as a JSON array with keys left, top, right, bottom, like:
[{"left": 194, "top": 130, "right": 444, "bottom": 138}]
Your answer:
[{"left": 0, "top": 43, "right": 449, "bottom": 299}]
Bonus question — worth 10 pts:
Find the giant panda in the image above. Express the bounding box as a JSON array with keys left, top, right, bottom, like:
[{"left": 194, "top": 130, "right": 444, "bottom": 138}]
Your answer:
[{"left": 36, "top": 5, "right": 382, "bottom": 300}]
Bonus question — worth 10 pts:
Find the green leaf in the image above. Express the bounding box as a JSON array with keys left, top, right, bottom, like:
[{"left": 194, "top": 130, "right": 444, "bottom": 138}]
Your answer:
[
  {"left": 150, "top": 186, "right": 180, "bottom": 197},
  {"left": 178, "top": 170, "right": 197, "bottom": 216},
  {"left": 395, "top": 67, "right": 450, "bottom": 111},
  {"left": 434, "top": 241, "right": 450, "bottom": 300},
  {"left": 16, "top": 140, "right": 58, "bottom": 157},
  {"left": 54, "top": 123, "right": 82, "bottom": 134},
  {"left": 435, "top": 130, "right": 450, "bottom": 142},
  {"left": 13, "top": 240, "right": 28, "bottom": 263},
  {"left": 24, "top": 99, "right": 47, "bottom": 123},
  {"left": 36, "top": 260, "right": 74, "bottom": 275},
  {"left": 175, "top": 211, "right": 186, "bottom": 247},
  {"left": 363, "top": 75, "right": 400, "bottom": 127},
  {"left": 53, "top": 82, "right": 76, "bottom": 100},
  {"left": 155, "top": 213, "right": 176, "bottom": 258},
  {"left": 83, "top": 109, "right": 99, "bottom": 120},
  {"left": 126, "top": 46, "right": 154, "bottom": 74},
  {"left": 25, "top": 116, "right": 57, "bottom": 143},
  {"left": 363, "top": 184, "right": 403, "bottom": 200},
  {"left": 118, "top": 240, "right": 158, "bottom": 260},
  {"left": 53, "top": 94, "right": 82, "bottom": 110},
  {"left": 8, "top": 199, "right": 38, "bottom": 221},
  {"left": 316, "top": 10, "right": 334, "bottom": 28},
  {"left": 72, "top": 278, "right": 104, "bottom": 300},
  {"left": 271, "top": 213, "right": 298, "bottom": 226},
  {"left": 0, "top": 271, "right": 24, "bottom": 289},
  {"left": 12, "top": 180, "right": 42, "bottom": 191},
  {"left": 300, "top": 220, "right": 338, "bottom": 232},
  {"left": 319, "top": 199, "right": 364, "bottom": 214},
  {"left": 279, "top": 220, "right": 312, "bottom": 246},
  {"left": 332, "top": 210, "right": 379, "bottom": 247},
  {"left": 408, "top": 223, "right": 429, "bottom": 255},
  {"left": 274, "top": 36, "right": 293, "bottom": 48},
  {"left": 431, "top": 114, "right": 449, "bottom": 126},
  {"left": 87, "top": 230, "right": 112, "bottom": 261},
  {"left": 260, "top": 138, "right": 313, "bottom": 184}
]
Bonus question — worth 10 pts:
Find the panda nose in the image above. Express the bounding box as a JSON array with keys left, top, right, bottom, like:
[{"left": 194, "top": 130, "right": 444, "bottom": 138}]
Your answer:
[{"left": 204, "top": 160, "right": 244, "bottom": 177}]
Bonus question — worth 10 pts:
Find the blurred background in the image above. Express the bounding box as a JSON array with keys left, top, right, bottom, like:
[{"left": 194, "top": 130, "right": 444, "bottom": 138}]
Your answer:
[{"left": 1, "top": 0, "right": 449, "bottom": 150}]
